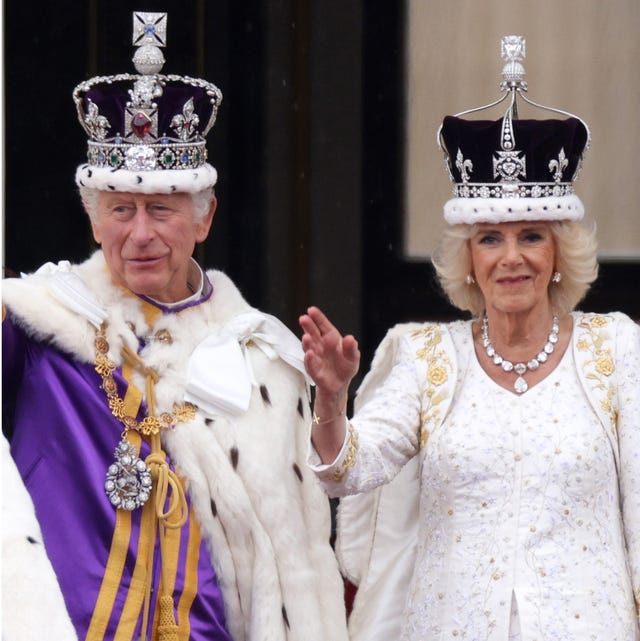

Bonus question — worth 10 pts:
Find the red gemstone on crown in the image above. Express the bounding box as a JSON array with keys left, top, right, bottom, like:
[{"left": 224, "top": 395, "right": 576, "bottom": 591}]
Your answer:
[{"left": 132, "top": 112, "right": 152, "bottom": 138}]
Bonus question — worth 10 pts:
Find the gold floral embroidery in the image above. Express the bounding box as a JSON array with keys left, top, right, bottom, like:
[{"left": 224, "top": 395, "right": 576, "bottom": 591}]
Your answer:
[
  {"left": 595, "top": 357, "right": 615, "bottom": 377},
  {"left": 330, "top": 423, "right": 359, "bottom": 482},
  {"left": 576, "top": 315, "right": 617, "bottom": 430},
  {"left": 411, "top": 325, "right": 452, "bottom": 448},
  {"left": 428, "top": 364, "right": 448, "bottom": 386}
]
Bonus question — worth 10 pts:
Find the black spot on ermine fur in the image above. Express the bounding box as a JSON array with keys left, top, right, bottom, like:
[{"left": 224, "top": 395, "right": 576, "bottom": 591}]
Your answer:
[
  {"left": 210, "top": 499, "right": 218, "bottom": 517},
  {"left": 260, "top": 385, "right": 271, "bottom": 405},
  {"left": 297, "top": 398, "right": 305, "bottom": 418},
  {"left": 293, "top": 463, "right": 303, "bottom": 482},
  {"left": 282, "top": 605, "right": 290, "bottom": 629},
  {"left": 230, "top": 446, "right": 239, "bottom": 470}
]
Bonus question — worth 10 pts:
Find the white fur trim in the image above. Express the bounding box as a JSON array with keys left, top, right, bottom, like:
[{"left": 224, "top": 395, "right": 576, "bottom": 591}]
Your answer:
[
  {"left": 75, "top": 163, "right": 218, "bottom": 194},
  {"left": 443, "top": 194, "right": 584, "bottom": 224},
  {"left": 2, "top": 437, "right": 78, "bottom": 641},
  {"left": 4, "top": 254, "right": 349, "bottom": 641}
]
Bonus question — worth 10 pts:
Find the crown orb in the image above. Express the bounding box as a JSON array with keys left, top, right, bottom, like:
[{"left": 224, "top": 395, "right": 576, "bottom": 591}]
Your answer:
[
  {"left": 133, "top": 44, "right": 165, "bottom": 75},
  {"left": 501, "top": 60, "right": 525, "bottom": 84}
]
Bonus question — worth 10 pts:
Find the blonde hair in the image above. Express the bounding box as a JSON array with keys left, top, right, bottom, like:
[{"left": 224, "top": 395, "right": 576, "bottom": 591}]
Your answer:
[
  {"left": 432, "top": 220, "right": 599, "bottom": 317},
  {"left": 78, "top": 185, "right": 215, "bottom": 222}
]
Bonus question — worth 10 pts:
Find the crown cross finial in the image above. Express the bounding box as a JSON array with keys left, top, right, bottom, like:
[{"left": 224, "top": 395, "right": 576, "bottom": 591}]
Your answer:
[
  {"left": 500, "top": 35, "right": 527, "bottom": 91},
  {"left": 133, "top": 12, "right": 167, "bottom": 48},
  {"left": 132, "top": 12, "right": 167, "bottom": 76},
  {"left": 501, "top": 35, "right": 525, "bottom": 63}
]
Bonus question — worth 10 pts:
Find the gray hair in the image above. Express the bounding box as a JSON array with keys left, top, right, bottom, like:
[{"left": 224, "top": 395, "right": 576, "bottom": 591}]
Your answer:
[
  {"left": 432, "top": 220, "right": 599, "bottom": 317},
  {"left": 78, "top": 185, "right": 215, "bottom": 222}
]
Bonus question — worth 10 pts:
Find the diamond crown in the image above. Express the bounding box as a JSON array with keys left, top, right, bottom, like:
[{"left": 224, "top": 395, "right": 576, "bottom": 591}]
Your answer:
[
  {"left": 73, "top": 12, "right": 222, "bottom": 173},
  {"left": 437, "top": 35, "right": 590, "bottom": 201}
]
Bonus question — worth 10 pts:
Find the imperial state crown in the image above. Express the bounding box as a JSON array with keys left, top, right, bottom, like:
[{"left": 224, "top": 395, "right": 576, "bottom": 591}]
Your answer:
[{"left": 73, "top": 11, "right": 223, "bottom": 194}]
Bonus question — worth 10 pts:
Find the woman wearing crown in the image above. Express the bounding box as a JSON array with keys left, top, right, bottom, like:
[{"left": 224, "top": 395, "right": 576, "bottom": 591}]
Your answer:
[{"left": 300, "top": 38, "right": 639, "bottom": 641}]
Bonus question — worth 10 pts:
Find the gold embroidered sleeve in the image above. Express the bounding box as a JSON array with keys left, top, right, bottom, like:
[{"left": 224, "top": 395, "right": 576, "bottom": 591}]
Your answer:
[
  {"left": 329, "top": 423, "right": 359, "bottom": 482},
  {"left": 411, "top": 325, "right": 452, "bottom": 449}
]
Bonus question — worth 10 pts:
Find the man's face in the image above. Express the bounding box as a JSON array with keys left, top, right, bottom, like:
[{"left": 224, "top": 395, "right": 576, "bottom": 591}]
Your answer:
[{"left": 91, "top": 191, "right": 215, "bottom": 303}]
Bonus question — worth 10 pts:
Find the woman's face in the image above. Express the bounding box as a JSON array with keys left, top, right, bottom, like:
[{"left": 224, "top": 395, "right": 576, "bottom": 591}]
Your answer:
[{"left": 469, "top": 221, "right": 556, "bottom": 316}]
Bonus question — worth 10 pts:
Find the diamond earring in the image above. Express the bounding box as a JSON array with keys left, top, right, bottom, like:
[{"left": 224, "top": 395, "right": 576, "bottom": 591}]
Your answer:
[
  {"left": 466, "top": 274, "right": 476, "bottom": 285},
  {"left": 551, "top": 271, "right": 562, "bottom": 284}
]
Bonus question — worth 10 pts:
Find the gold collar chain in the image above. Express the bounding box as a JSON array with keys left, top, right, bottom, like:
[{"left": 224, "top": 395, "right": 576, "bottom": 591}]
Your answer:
[{"left": 94, "top": 323, "right": 197, "bottom": 435}]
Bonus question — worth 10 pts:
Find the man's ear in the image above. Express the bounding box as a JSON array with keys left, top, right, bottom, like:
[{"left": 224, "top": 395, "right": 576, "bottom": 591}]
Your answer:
[
  {"left": 195, "top": 196, "right": 217, "bottom": 243},
  {"left": 90, "top": 220, "right": 102, "bottom": 244}
]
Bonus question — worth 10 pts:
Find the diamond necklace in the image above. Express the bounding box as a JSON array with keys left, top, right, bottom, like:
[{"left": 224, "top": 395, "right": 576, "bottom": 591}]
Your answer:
[{"left": 481, "top": 314, "right": 560, "bottom": 394}]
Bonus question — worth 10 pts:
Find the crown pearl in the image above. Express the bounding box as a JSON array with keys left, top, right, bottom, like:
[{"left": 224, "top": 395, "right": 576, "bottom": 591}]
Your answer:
[{"left": 133, "top": 44, "right": 165, "bottom": 75}]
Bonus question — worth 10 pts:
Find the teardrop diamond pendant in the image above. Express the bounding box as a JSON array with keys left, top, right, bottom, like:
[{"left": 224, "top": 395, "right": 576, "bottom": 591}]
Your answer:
[{"left": 482, "top": 314, "right": 559, "bottom": 394}]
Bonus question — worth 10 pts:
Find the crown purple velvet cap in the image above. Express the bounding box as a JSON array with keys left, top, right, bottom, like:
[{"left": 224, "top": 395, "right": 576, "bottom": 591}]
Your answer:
[
  {"left": 73, "top": 12, "right": 222, "bottom": 195},
  {"left": 440, "top": 115, "right": 589, "bottom": 225},
  {"left": 81, "top": 82, "right": 219, "bottom": 146}
]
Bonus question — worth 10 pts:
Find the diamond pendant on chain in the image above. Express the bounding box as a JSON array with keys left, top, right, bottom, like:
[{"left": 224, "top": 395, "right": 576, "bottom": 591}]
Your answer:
[
  {"left": 514, "top": 376, "right": 528, "bottom": 394},
  {"left": 482, "top": 314, "right": 560, "bottom": 394}
]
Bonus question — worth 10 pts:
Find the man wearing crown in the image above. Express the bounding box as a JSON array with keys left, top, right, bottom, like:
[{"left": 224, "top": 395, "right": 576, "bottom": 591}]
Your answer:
[{"left": 2, "top": 12, "right": 348, "bottom": 641}]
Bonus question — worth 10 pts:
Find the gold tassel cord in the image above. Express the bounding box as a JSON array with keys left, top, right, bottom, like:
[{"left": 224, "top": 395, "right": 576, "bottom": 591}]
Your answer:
[
  {"left": 146, "top": 449, "right": 188, "bottom": 531},
  {"left": 158, "top": 595, "right": 180, "bottom": 641},
  {"left": 146, "top": 438, "right": 184, "bottom": 641},
  {"left": 120, "top": 342, "right": 186, "bottom": 639},
  {"left": 92, "top": 325, "right": 198, "bottom": 639},
  {"left": 121, "top": 345, "right": 160, "bottom": 390}
]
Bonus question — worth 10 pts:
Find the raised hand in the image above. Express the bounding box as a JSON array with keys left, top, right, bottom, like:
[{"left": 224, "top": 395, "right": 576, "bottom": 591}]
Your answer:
[
  {"left": 299, "top": 306, "right": 360, "bottom": 396},
  {"left": 299, "top": 306, "right": 360, "bottom": 461}
]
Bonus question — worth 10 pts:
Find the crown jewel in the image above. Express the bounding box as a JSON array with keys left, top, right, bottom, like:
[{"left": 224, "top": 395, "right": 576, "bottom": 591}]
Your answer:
[
  {"left": 437, "top": 36, "right": 590, "bottom": 225},
  {"left": 73, "top": 12, "right": 222, "bottom": 181}
]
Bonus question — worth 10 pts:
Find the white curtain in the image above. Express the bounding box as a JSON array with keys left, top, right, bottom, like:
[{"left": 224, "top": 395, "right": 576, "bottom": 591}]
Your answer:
[{"left": 405, "top": 0, "right": 640, "bottom": 259}]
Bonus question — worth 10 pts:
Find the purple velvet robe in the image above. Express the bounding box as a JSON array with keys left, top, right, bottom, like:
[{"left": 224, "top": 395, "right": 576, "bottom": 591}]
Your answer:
[{"left": 3, "top": 298, "right": 232, "bottom": 641}]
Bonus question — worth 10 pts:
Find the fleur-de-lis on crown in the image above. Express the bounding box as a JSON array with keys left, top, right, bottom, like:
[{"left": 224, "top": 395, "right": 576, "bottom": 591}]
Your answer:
[
  {"left": 456, "top": 149, "right": 473, "bottom": 183},
  {"left": 84, "top": 101, "right": 111, "bottom": 141},
  {"left": 548, "top": 148, "right": 568, "bottom": 183},
  {"left": 171, "top": 98, "right": 200, "bottom": 141}
]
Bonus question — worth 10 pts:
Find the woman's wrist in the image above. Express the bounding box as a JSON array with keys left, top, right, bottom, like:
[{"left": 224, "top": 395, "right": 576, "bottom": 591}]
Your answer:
[
  {"left": 312, "top": 405, "right": 346, "bottom": 425},
  {"left": 312, "top": 389, "right": 348, "bottom": 425}
]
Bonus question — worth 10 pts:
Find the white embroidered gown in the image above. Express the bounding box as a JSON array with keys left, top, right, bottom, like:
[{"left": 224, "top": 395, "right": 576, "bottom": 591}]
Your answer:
[{"left": 311, "top": 315, "right": 640, "bottom": 641}]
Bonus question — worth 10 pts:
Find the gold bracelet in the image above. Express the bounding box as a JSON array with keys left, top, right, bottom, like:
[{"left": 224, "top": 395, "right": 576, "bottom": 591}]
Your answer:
[{"left": 312, "top": 406, "right": 346, "bottom": 425}]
